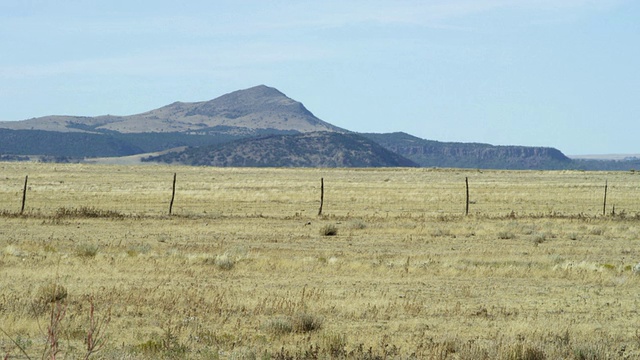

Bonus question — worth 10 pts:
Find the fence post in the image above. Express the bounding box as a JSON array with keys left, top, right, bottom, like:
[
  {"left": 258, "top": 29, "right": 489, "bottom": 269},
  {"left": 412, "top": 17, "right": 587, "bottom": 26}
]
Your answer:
[
  {"left": 465, "top": 177, "right": 469, "bottom": 216},
  {"left": 602, "top": 180, "right": 608, "bottom": 216},
  {"left": 20, "top": 175, "right": 28, "bottom": 215},
  {"left": 169, "top": 173, "right": 177, "bottom": 215},
  {"left": 318, "top": 177, "right": 324, "bottom": 216}
]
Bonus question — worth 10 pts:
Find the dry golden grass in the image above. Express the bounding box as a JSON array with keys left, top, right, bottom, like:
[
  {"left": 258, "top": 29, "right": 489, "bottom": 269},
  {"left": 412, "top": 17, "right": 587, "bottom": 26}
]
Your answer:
[{"left": 1, "top": 162, "right": 640, "bottom": 359}]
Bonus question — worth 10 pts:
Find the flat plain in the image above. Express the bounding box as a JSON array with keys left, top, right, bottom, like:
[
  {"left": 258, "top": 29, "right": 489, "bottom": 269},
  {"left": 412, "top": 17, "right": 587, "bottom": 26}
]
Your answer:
[{"left": 1, "top": 162, "right": 640, "bottom": 359}]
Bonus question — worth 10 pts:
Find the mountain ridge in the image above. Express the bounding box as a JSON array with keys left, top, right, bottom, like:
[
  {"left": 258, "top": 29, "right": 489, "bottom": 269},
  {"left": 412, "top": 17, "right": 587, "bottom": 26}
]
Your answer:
[
  {"left": 0, "top": 85, "right": 345, "bottom": 134},
  {"left": 2, "top": 85, "right": 627, "bottom": 170}
]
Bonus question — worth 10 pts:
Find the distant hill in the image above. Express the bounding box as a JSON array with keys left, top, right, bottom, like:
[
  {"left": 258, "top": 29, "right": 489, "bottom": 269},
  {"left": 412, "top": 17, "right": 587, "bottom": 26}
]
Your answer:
[
  {"left": 361, "top": 132, "right": 572, "bottom": 170},
  {"left": 0, "top": 85, "right": 345, "bottom": 134},
  {"left": 1, "top": 85, "right": 635, "bottom": 170},
  {"left": 143, "top": 132, "right": 419, "bottom": 168}
]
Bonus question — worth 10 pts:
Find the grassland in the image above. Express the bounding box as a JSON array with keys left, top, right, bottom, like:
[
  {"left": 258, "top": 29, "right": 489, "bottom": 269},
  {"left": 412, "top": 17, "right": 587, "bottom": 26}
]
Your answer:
[{"left": 1, "top": 162, "right": 640, "bottom": 359}]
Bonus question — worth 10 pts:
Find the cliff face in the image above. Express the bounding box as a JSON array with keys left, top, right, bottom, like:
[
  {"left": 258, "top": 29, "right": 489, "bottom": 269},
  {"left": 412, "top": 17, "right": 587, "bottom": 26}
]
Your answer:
[
  {"left": 399, "top": 143, "right": 566, "bottom": 159},
  {"left": 361, "top": 133, "right": 572, "bottom": 170}
]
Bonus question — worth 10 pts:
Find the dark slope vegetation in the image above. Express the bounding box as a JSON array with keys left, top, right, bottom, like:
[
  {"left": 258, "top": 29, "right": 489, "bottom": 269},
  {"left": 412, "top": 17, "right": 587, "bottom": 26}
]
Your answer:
[
  {"left": 143, "top": 132, "right": 419, "bottom": 167},
  {"left": 0, "top": 128, "right": 299, "bottom": 158},
  {"left": 0, "top": 128, "right": 143, "bottom": 157},
  {"left": 361, "top": 132, "right": 573, "bottom": 170}
]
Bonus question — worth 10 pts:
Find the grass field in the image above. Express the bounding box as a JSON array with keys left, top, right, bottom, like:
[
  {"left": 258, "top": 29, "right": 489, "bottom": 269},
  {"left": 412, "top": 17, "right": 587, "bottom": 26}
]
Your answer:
[{"left": 1, "top": 162, "right": 640, "bottom": 359}]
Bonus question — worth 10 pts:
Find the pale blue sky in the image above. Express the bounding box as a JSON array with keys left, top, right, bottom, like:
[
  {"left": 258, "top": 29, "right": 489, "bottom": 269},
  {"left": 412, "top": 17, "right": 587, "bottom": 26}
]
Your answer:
[{"left": 1, "top": 0, "right": 638, "bottom": 155}]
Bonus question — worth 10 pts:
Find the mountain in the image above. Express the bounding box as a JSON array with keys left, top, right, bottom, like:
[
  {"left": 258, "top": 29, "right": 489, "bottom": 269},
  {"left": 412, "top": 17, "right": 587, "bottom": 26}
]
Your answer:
[
  {"left": 0, "top": 85, "right": 345, "bottom": 134},
  {"left": 361, "top": 132, "right": 573, "bottom": 170},
  {"left": 142, "top": 132, "right": 419, "bottom": 168},
  {"left": 2, "top": 85, "right": 633, "bottom": 170}
]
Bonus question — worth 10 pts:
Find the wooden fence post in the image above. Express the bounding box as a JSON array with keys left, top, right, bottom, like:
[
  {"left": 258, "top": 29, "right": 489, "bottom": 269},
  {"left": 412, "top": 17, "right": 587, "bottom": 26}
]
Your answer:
[
  {"left": 169, "top": 173, "right": 177, "bottom": 215},
  {"left": 318, "top": 178, "right": 324, "bottom": 216},
  {"left": 20, "top": 175, "right": 28, "bottom": 215},
  {"left": 602, "top": 180, "right": 608, "bottom": 216},
  {"left": 465, "top": 177, "right": 469, "bottom": 216}
]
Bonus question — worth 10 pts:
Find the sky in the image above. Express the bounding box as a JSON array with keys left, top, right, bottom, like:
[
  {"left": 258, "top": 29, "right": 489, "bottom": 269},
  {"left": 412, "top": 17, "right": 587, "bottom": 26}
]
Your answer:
[{"left": 1, "top": 0, "right": 638, "bottom": 155}]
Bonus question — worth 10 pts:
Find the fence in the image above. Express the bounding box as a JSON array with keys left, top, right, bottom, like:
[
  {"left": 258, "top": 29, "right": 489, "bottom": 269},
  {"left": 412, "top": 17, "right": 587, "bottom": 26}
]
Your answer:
[{"left": 1, "top": 164, "right": 638, "bottom": 219}]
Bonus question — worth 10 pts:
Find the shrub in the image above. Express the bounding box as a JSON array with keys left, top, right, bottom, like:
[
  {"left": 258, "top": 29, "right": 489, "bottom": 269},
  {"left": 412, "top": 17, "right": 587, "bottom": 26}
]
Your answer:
[
  {"left": 431, "top": 228, "right": 451, "bottom": 237},
  {"left": 320, "top": 225, "right": 338, "bottom": 236},
  {"left": 75, "top": 243, "right": 99, "bottom": 258},
  {"left": 214, "top": 253, "right": 235, "bottom": 270},
  {"left": 35, "top": 282, "right": 68, "bottom": 304},
  {"left": 589, "top": 227, "right": 605, "bottom": 236},
  {"left": 126, "top": 243, "right": 151, "bottom": 257},
  {"left": 292, "top": 312, "right": 323, "bottom": 333},
  {"left": 33, "top": 282, "right": 68, "bottom": 315},
  {"left": 350, "top": 220, "right": 367, "bottom": 230},
  {"left": 498, "top": 231, "right": 516, "bottom": 240},
  {"left": 532, "top": 233, "right": 546, "bottom": 246}
]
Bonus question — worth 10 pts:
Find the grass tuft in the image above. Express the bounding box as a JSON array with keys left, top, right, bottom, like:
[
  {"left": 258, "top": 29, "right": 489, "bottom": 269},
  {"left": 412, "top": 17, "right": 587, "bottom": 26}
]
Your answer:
[
  {"left": 320, "top": 225, "right": 338, "bottom": 236},
  {"left": 263, "top": 316, "right": 293, "bottom": 335},
  {"left": 75, "top": 243, "right": 99, "bottom": 258},
  {"left": 498, "top": 231, "right": 516, "bottom": 240},
  {"left": 35, "top": 282, "right": 68, "bottom": 304},
  {"left": 292, "top": 312, "right": 323, "bottom": 333},
  {"left": 33, "top": 282, "right": 68, "bottom": 315},
  {"left": 504, "top": 343, "right": 546, "bottom": 360},
  {"left": 213, "top": 253, "right": 235, "bottom": 270},
  {"left": 54, "top": 206, "right": 124, "bottom": 219}
]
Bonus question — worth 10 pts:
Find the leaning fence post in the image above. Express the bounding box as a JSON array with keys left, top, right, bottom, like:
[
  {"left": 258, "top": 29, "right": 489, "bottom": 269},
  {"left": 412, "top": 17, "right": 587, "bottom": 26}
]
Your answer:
[
  {"left": 465, "top": 177, "right": 469, "bottom": 216},
  {"left": 318, "top": 178, "right": 324, "bottom": 216},
  {"left": 602, "top": 180, "right": 608, "bottom": 216},
  {"left": 20, "top": 175, "right": 28, "bottom": 215},
  {"left": 169, "top": 173, "right": 177, "bottom": 215}
]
